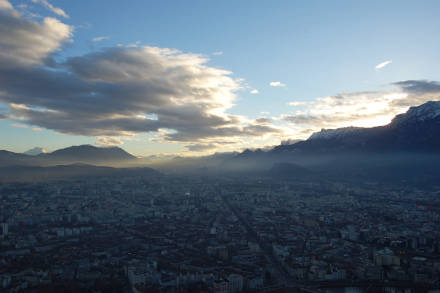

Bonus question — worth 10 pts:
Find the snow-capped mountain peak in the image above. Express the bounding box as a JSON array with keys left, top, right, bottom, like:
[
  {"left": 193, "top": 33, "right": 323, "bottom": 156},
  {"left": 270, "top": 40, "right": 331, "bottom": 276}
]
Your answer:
[
  {"left": 392, "top": 100, "right": 440, "bottom": 125},
  {"left": 308, "top": 126, "right": 364, "bottom": 140},
  {"left": 23, "top": 147, "right": 48, "bottom": 156}
]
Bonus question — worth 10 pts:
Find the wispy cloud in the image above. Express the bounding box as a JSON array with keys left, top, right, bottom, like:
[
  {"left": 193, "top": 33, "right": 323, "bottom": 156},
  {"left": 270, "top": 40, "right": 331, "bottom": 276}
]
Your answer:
[
  {"left": 31, "top": 0, "right": 69, "bottom": 18},
  {"left": 250, "top": 89, "right": 259, "bottom": 94},
  {"left": 212, "top": 51, "right": 223, "bottom": 56},
  {"left": 92, "top": 36, "right": 109, "bottom": 42},
  {"left": 10, "top": 123, "right": 42, "bottom": 132},
  {"left": 269, "top": 81, "right": 286, "bottom": 87},
  {"left": 289, "top": 101, "right": 307, "bottom": 107},
  {"left": 375, "top": 59, "right": 392, "bottom": 71},
  {"left": 10, "top": 123, "right": 28, "bottom": 129}
]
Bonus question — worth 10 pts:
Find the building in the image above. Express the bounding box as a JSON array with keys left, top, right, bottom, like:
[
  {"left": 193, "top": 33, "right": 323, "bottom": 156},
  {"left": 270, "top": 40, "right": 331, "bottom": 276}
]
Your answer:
[
  {"left": 1, "top": 223, "right": 7, "bottom": 238},
  {"left": 228, "top": 274, "right": 243, "bottom": 293},
  {"left": 213, "top": 279, "right": 229, "bottom": 293},
  {"left": 375, "top": 248, "right": 400, "bottom": 266}
]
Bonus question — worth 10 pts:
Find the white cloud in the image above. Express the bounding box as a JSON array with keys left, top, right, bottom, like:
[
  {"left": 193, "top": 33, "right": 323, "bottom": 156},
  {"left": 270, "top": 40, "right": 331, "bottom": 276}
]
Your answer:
[
  {"left": 269, "top": 81, "right": 286, "bottom": 87},
  {"left": 92, "top": 36, "right": 109, "bottom": 42},
  {"left": 289, "top": 101, "right": 307, "bottom": 106},
  {"left": 0, "top": 0, "right": 13, "bottom": 10},
  {"left": 30, "top": 0, "right": 69, "bottom": 18},
  {"left": 212, "top": 51, "right": 223, "bottom": 56},
  {"left": 0, "top": 3, "right": 72, "bottom": 67},
  {"left": 250, "top": 89, "right": 259, "bottom": 94},
  {"left": 375, "top": 59, "right": 392, "bottom": 71}
]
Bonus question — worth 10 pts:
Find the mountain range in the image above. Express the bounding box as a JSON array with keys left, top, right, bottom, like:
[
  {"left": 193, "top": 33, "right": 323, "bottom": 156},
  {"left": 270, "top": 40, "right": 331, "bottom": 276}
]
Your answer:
[
  {"left": 219, "top": 101, "right": 440, "bottom": 184},
  {"left": 0, "top": 145, "right": 137, "bottom": 167},
  {"left": 1, "top": 101, "right": 440, "bottom": 184},
  {"left": 271, "top": 100, "right": 440, "bottom": 154}
]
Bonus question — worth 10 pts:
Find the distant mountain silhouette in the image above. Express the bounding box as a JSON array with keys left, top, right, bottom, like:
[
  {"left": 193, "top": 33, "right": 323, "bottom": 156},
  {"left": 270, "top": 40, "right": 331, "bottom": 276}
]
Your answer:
[
  {"left": 0, "top": 145, "right": 137, "bottom": 167},
  {"left": 40, "top": 145, "right": 136, "bottom": 162},
  {"left": 0, "top": 150, "right": 32, "bottom": 166}
]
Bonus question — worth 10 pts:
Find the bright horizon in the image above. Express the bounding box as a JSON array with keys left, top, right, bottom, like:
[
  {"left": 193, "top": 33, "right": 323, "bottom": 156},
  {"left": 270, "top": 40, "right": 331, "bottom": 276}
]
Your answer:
[{"left": 1, "top": 0, "right": 440, "bottom": 156}]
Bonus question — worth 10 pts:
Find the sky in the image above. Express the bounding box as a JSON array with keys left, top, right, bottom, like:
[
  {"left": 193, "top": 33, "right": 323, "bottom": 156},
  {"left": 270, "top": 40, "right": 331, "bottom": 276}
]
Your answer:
[{"left": 1, "top": 0, "right": 440, "bottom": 156}]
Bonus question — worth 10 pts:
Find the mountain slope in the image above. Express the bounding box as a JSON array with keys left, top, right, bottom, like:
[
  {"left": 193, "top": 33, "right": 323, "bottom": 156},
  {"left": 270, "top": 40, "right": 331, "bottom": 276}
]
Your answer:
[
  {"left": 0, "top": 150, "right": 33, "bottom": 166},
  {"left": 41, "top": 145, "right": 136, "bottom": 163},
  {"left": 222, "top": 101, "right": 440, "bottom": 184},
  {"left": 273, "top": 101, "right": 440, "bottom": 154},
  {"left": 0, "top": 145, "right": 137, "bottom": 167}
]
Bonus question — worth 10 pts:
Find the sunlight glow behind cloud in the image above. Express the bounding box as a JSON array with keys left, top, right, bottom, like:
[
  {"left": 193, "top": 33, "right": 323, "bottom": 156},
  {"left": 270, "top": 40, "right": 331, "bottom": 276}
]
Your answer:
[{"left": 282, "top": 82, "right": 440, "bottom": 139}]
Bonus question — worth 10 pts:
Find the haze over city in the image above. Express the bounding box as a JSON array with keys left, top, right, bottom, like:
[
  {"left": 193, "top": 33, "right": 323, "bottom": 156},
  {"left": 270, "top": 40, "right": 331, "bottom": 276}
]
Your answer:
[{"left": 1, "top": 1, "right": 440, "bottom": 293}]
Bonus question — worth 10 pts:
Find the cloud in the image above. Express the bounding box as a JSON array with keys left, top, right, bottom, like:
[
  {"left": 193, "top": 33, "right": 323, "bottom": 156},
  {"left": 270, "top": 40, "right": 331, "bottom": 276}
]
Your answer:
[
  {"left": 255, "top": 117, "right": 271, "bottom": 124},
  {"left": 280, "top": 80, "right": 440, "bottom": 139},
  {"left": 10, "top": 123, "right": 28, "bottom": 128},
  {"left": 375, "top": 59, "right": 392, "bottom": 71},
  {"left": 250, "top": 89, "right": 259, "bottom": 94},
  {"left": 92, "top": 36, "right": 109, "bottom": 42},
  {"left": 289, "top": 101, "right": 307, "bottom": 106},
  {"left": 30, "top": 0, "right": 68, "bottom": 18},
  {"left": 9, "top": 123, "right": 42, "bottom": 131},
  {"left": 0, "top": 0, "right": 12, "bottom": 10},
  {"left": 96, "top": 136, "right": 124, "bottom": 147},
  {"left": 212, "top": 51, "right": 223, "bottom": 56},
  {"left": 392, "top": 80, "right": 440, "bottom": 94},
  {"left": 269, "top": 81, "right": 286, "bottom": 87},
  {"left": 0, "top": 2, "right": 72, "bottom": 67},
  {"left": 0, "top": 2, "right": 284, "bottom": 154}
]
